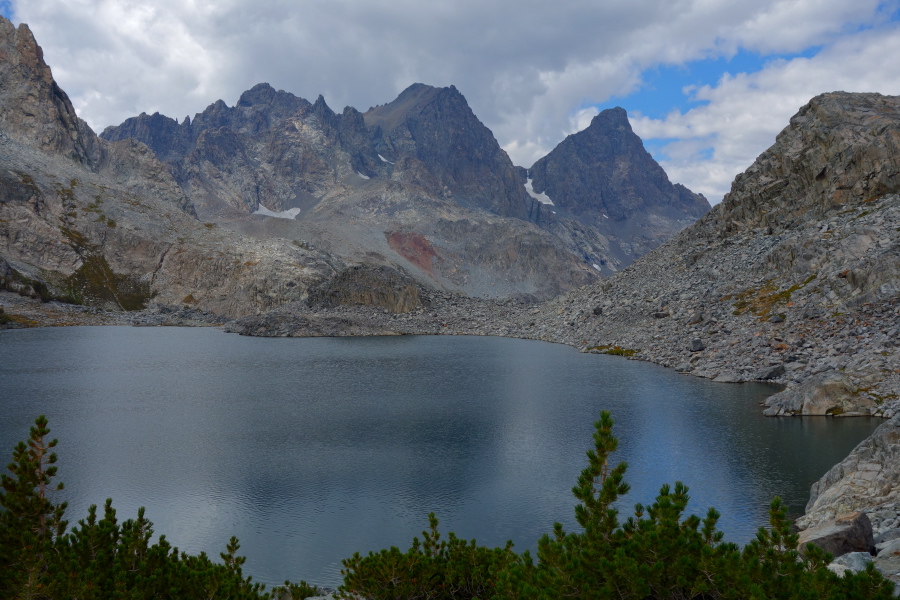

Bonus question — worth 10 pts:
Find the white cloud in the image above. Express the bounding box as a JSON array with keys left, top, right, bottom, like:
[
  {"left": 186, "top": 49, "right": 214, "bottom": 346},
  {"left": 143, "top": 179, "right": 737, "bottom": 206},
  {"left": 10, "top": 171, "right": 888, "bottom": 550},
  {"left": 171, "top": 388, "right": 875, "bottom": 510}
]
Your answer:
[
  {"left": 631, "top": 22, "right": 900, "bottom": 203},
  {"left": 8, "top": 0, "right": 899, "bottom": 202}
]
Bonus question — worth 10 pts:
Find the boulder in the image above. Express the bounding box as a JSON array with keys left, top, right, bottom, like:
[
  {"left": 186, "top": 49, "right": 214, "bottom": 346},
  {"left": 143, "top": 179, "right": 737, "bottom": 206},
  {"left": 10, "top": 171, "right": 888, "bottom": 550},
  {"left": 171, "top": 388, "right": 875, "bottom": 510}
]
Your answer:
[
  {"left": 827, "top": 551, "right": 873, "bottom": 576},
  {"left": 876, "top": 529, "right": 900, "bottom": 546},
  {"left": 756, "top": 363, "right": 785, "bottom": 380},
  {"left": 690, "top": 338, "right": 705, "bottom": 352},
  {"left": 877, "top": 538, "right": 900, "bottom": 557},
  {"left": 798, "top": 511, "right": 875, "bottom": 558},
  {"left": 762, "top": 370, "right": 873, "bottom": 416}
]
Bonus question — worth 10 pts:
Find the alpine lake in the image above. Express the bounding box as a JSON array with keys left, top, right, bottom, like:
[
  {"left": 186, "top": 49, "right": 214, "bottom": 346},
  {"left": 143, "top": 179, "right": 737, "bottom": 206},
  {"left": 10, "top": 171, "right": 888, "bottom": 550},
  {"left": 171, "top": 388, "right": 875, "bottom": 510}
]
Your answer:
[{"left": 0, "top": 326, "right": 879, "bottom": 587}]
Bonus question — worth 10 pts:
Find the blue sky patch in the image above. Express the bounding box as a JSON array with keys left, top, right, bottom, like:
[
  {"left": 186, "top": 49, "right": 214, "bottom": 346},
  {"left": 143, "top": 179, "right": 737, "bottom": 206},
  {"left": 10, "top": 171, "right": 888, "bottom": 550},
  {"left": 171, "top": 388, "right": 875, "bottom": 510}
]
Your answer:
[
  {"left": 594, "top": 48, "right": 822, "bottom": 121},
  {"left": 0, "top": 1, "right": 11, "bottom": 20}
]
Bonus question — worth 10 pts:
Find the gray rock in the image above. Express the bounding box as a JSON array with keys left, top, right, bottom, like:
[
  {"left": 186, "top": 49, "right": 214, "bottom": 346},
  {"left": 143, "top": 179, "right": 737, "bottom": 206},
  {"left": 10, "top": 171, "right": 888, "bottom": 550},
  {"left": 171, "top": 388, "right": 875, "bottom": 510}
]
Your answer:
[
  {"left": 800, "top": 415, "right": 900, "bottom": 531},
  {"left": 798, "top": 511, "right": 875, "bottom": 558},
  {"left": 876, "top": 529, "right": 900, "bottom": 546},
  {"left": 829, "top": 551, "right": 874, "bottom": 574},
  {"left": 762, "top": 370, "right": 872, "bottom": 416},
  {"left": 690, "top": 338, "right": 705, "bottom": 352},
  {"left": 878, "top": 538, "right": 900, "bottom": 556},
  {"left": 756, "top": 363, "right": 785, "bottom": 380}
]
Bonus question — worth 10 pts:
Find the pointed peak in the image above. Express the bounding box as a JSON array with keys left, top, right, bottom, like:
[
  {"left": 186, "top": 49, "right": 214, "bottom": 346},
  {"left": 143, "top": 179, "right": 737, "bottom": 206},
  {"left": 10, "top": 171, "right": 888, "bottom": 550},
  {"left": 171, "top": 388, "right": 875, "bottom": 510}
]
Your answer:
[
  {"left": 237, "top": 82, "right": 276, "bottom": 107},
  {"left": 589, "top": 107, "right": 631, "bottom": 130},
  {"left": 312, "top": 94, "right": 334, "bottom": 118}
]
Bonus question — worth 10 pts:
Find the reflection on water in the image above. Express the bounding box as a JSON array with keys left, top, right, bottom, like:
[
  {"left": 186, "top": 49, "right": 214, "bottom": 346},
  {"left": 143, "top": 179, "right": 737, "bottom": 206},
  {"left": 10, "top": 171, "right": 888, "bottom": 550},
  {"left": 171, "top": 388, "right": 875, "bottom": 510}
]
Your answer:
[{"left": 0, "top": 327, "right": 878, "bottom": 586}]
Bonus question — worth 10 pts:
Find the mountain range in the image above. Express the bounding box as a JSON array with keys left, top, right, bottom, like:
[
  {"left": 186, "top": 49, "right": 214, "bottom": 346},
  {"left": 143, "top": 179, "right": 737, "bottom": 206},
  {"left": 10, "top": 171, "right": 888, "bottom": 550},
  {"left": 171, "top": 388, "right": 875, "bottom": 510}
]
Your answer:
[{"left": 0, "top": 17, "right": 708, "bottom": 315}]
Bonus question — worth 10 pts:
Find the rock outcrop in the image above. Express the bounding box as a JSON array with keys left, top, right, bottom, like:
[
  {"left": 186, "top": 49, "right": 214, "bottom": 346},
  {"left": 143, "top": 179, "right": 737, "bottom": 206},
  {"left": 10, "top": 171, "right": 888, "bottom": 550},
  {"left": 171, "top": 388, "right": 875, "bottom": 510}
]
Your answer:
[
  {"left": 762, "top": 371, "right": 874, "bottom": 416},
  {"left": 306, "top": 265, "right": 422, "bottom": 313},
  {"left": 798, "top": 511, "right": 876, "bottom": 558},
  {"left": 799, "top": 415, "right": 900, "bottom": 530}
]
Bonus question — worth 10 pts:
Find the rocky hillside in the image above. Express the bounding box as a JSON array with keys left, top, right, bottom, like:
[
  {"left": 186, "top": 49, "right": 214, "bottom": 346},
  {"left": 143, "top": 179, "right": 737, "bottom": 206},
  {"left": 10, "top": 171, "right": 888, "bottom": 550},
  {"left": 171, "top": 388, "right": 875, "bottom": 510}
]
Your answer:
[{"left": 528, "top": 107, "right": 710, "bottom": 267}]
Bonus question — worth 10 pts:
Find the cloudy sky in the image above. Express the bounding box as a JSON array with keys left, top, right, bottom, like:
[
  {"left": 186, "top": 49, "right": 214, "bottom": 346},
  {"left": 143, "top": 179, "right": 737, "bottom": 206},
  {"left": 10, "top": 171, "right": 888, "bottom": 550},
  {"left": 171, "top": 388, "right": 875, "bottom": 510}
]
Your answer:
[{"left": 3, "top": 0, "right": 900, "bottom": 203}]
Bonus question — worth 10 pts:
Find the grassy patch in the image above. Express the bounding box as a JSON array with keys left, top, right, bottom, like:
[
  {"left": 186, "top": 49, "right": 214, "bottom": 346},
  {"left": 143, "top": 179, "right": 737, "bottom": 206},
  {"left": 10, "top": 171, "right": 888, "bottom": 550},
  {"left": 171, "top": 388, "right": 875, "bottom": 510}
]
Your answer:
[
  {"left": 732, "top": 275, "right": 816, "bottom": 320},
  {"left": 64, "top": 254, "right": 153, "bottom": 311},
  {"left": 588, "top": 345, "right": 640, "bottom": 357}
]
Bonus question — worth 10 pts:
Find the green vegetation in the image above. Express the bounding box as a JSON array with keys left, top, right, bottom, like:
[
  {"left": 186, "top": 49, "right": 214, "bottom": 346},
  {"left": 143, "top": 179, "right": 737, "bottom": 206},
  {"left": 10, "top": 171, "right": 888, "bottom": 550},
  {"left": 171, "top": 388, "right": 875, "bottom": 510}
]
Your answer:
[
  {"left": 0, "top": 416, "right": 319, "bottom": 600},
  {"left": 63, "top": 253, "right": 153, "bottom": 310},
  {"left": 588, "top": 345, "right": 640, "bottom": 357},
  {"left": 1, "top": 414, "right": 894, "bottom": 599},
  {"left": 731, "top": 275, "right": 817, "bottom": 320}
]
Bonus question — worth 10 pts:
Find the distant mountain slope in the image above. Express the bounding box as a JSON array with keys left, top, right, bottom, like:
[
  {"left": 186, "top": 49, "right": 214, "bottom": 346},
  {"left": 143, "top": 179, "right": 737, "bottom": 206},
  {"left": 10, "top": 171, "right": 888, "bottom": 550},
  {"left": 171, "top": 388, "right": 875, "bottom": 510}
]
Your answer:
[{"left": 529, "top": 107, "right": 710, "bottom": 263}]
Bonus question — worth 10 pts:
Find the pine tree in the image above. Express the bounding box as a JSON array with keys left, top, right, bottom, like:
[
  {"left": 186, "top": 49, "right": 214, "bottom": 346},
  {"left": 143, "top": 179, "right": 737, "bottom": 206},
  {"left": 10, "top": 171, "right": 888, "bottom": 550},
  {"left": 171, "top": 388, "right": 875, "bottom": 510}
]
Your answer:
[{"left": 0, "top": 415, "right": 68, "bottom": 599}]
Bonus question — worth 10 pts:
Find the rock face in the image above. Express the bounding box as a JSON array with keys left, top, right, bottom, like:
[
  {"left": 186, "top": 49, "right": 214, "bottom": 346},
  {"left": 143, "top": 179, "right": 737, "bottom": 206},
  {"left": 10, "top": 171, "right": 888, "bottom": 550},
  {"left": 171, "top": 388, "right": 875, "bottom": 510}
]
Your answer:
[
  {"left": 0, "top": 17, "right": 341, "bottom": 316},
  {"left": 528, "top": 107, "right": 710, "bottom": 268},
  {"left": 762, "top": 371, "right": 874, "bottom": 416},
  {"left": 717, "top": 93, "right": 900, "bottom": 236},
  {"left": 798, "top": 511, "right": 875, "bottom": 558},
  {"left": 799, "top": 415, "right": 900, "bottom": 530},
  {"left": 306, "top": 265, "right": 422, "bottom": 313},
  {"left": 0, "top": 20, "right": 98, "bottom": 165},
  {"left": 364, "top": 83, "right": 538, "bottom": 221}
]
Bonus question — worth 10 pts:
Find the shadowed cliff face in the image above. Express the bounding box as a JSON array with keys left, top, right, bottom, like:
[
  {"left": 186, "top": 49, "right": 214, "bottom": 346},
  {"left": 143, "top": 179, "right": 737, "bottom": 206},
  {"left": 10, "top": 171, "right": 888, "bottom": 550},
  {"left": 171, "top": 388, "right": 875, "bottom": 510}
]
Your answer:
[
  {"left": 528, "top": 107, "right": 710, "bottom": 265},
  {"left": 364, "top": 83, "right": 538, "bottom": 221}
]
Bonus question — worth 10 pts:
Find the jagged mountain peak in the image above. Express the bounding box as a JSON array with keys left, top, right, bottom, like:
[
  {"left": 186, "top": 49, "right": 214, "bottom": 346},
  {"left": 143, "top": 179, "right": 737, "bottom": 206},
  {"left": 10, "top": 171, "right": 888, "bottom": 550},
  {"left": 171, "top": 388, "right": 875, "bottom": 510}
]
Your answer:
[
  {"left": 364, "top": 82, "right": 536, "bottom": 220},
  {"left": 529, "top": 104, "right": 709, "bottom": 221}
]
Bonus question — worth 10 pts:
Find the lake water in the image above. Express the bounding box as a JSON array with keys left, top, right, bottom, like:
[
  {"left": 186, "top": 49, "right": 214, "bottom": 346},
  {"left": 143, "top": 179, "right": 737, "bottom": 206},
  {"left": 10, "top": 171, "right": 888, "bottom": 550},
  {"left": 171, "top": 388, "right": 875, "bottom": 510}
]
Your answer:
[{"left": 0, "top": 326, "right": 878, "bottom": 587}]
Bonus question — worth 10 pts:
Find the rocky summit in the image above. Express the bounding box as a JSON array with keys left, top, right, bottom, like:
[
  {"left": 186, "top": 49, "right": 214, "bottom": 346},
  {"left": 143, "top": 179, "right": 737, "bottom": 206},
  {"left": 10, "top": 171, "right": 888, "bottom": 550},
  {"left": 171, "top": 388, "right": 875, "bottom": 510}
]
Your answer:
[
  {"left": 527, "top": 107, "right": 710, "bottom": 272},
  {"left": 98, "top": 80, "right": 600, "bottom": 300},
  {"left": 99, "top": 78, "right": 707, "bottom": 300}
]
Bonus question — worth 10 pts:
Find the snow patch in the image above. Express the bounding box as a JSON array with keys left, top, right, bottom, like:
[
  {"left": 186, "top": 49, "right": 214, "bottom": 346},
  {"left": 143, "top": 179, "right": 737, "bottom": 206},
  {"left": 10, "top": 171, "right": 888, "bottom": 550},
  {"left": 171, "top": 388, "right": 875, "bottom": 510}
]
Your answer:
[
  {"left": 253, "top": 205, "right": 301, "bottom": 220},
  {"left": 592, "top": 264, "right": 602, "bottom": 271},
  {"left": 357, "top": 171, "right": 370, "bottom": 180},
  {"left": 603, "top": 214, "right": 609, "bottom": 219},
  {"left": 378, "top": 154, "right": 394, "bottom": 164},
  {"left": 524, "top": 178, "right": 554, "bottom": 205}
]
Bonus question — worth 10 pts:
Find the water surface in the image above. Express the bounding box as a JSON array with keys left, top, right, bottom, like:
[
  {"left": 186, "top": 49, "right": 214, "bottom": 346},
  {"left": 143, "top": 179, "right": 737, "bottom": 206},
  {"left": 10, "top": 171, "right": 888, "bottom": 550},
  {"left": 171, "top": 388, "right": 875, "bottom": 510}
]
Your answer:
[{"left": 0, "top": 327, "right": 878, "bottom": 586}]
